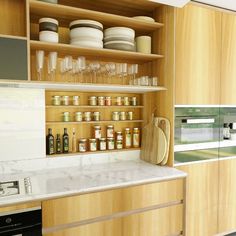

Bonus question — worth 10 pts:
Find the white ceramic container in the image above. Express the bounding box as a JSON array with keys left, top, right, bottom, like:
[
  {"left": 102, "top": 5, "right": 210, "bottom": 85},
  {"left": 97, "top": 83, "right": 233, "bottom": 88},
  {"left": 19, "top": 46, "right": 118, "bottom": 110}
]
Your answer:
[
  {"left": 104, "top": 27, "right": 135, "bottom": 38},
  {"left": 39, "top": 31, "right": 59, "bottom": 43},
  {"left": 70, "top": 27, "right": 103, "bottom": 40},
  {"left": 136, "top": 36, "right": 151, "bottom": 54}
]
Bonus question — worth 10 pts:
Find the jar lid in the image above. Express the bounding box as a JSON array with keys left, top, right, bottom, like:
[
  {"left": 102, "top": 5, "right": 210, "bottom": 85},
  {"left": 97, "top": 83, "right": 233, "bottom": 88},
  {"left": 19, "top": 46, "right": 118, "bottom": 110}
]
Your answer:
[
  {"left": 99, "top": 138, "right": 106, "bottom": 141},
  {"left": 84, "top": 111, "right": 91, "bottom": 114},
  {"left": 133, "top": 127, "right": 139, "bottom": 130},
  {"left": 117, "top": 140, "right": 122, "bottom": 143},
  {"left": 89, "top": 138, "right": 97, "bottom": 142},
  {"left": 125, "top": 128, "right": 130, "bottom": 130},
  {"left": 107, "top": 125, "right": 114, "bottom": 128},
  {"left": 63, "top": 112, "right": 70, "bottom": 114},
  {"left": 62, "top": 95, "right": 69, "bottom": 98},
  {"left": 116, "top": 96, "right": 122, "bottom": 98},
  {"left": 93, "top": 111, "right": 100, "bottom": 114},
  {"left": 75, "top": 111, "right": 82, "bottom": 114},
  {"left": 79, "top": 138, "right": 87, "bottom": 142},
  {"left": 53, "top": 95, "right": 61, "bottom": 98},
  {"left": 116, "top": 131, "right": 122, "bottom": 134},
  {"left": 89, "top": 96, "right": 97, "bottom": 99},
  {"left": 73, "top": 95, "right": 80, "bottom": 98},
  {"left": 69, "top": 19, "right": 103, "bottom": 30},
  {"left": 107, "top": 138, "right": 114, "bottom": 140},
  {"left": 105, "top": 96, "right": 111, "bottom": 99},
  {"left": 113, "top": 111, "right": 119, "bottom": 114},
  {"left": 94, "top": 125, "right": 101, "bottom": 129},
  {"left": 39, "top": 17, "right": 59, "bottom": 25},
  {"left": 131, "top": 96, "right": 137, "bottom": 99},
  {"left": 98, "top": 96, "right": 105, "bottom": 98}
]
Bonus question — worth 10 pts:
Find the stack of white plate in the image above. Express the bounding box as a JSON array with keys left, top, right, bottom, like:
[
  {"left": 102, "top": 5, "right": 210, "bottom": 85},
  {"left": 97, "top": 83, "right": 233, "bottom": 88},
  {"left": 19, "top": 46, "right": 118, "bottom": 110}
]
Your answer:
[
  {"left": 104, "top": 27, "right": 135, "bottom": 51},
  {"left": 69, "top": 20, "right": 103, "bottom": 48}
]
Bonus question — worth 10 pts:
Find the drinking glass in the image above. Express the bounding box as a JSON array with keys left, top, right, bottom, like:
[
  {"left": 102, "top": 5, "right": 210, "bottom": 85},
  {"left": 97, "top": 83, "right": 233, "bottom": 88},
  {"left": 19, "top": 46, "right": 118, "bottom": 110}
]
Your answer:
[
  {"left": 89, "top": 62, "right": 100, "bottom": 83},
  {"left": 36, "top": 50, "right": 45, "bottom": 81},
  {"left": 48, "top": 52, "right": 57, "bottom": 81},
  {"left": 77, "top": 56, "right": 86, "bottom": 83}
]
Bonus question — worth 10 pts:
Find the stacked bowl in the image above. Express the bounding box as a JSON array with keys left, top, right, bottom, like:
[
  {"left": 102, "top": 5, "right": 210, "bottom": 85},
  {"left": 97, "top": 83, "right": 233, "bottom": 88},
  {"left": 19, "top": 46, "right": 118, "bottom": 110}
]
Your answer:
[
  {"left": 69, "top": 20, "right": 103, "bottom": 48},
  {"left": 104, "top": 27, "right": 135, "bottom": 51}
]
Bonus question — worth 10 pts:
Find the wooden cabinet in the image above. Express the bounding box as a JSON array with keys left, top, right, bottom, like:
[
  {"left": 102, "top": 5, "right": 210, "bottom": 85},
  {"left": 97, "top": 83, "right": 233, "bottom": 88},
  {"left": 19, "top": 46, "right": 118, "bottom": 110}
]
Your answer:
[
  {"left": 177, "top": 161, "right": 218, "bottom": 236},
  {"left": 218, "top": 158, "right": 236, "bottom": 234},
  {"left": 42, "top": 179, "right": 185, "bottom": 235},
  {"left": 220, "top": 12, "right": 236, "bottom": 105},
  {"left": 175, "top": 4, "right": 221, "bottom": 105}
]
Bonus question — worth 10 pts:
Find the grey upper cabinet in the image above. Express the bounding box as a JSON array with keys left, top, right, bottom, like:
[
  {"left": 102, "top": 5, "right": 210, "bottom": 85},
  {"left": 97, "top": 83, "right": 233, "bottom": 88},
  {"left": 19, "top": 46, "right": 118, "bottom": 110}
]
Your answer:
[{"left": 0, "top": 37, "right": 28, "bottom": 81}]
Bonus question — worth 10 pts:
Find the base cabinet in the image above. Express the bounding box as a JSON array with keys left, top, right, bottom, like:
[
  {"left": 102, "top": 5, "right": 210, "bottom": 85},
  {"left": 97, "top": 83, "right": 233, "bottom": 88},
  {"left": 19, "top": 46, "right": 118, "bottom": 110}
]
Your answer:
[{"left": 177, "top": 161, "right": 219, "bottom": 236}]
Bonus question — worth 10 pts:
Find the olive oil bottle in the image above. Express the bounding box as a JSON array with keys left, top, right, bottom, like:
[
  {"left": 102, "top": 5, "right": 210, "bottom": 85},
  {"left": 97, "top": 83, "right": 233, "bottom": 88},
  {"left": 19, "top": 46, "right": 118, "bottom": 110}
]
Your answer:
[
  {"left": 63, "top": 128, "right": 69, "bottom": 153},
  {"left": 56, "top": 134, "right": 61, "bottom": 154},
  {"left": 46, "top": 128, "right": 54, "bottom": 155}
]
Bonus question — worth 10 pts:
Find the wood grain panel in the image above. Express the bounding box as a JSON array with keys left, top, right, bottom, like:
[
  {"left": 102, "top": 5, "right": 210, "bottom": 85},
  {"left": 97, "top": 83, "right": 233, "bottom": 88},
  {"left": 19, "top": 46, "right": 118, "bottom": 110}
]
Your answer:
[
  {"left": 218, "top": 158, "right": 236, "bottom": 233},
  {"left": 0, "top": 0, "right": 26, "bottom": 37},
  {"left": 220, "top": 12, "right": 236, "bottom": 105},
  {"left": 175, "top": 3, "right": 221, "bottom": 105},
  {"left": 178, "top": 161, "right": 219, "bottom": 236},
  {"left": 0, "top": 202, "right": 41, "bottom": 214},
  {"left": 42, "top": 179, "right": 183, "bottom": 228},
  {"left": 44, "top": 205, "right": 183, "bottom": 236}
]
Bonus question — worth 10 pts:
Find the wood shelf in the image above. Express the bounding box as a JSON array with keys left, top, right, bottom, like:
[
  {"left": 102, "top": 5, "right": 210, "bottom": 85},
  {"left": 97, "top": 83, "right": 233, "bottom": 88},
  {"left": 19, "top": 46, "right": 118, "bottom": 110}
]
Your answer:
[
  {"left": 46, "top": 120, "right": 144, "bottom": 125},
  {"left": 47, "top": 147, "right": 140, "bottom": 158},
  {"left": 30, "top": 40, "right": 164, "bottom": 63},
  {"left": 29, "top": 0, "right": 163, "bottom": 32},
  {"left": 46, "top": 105, "right": 144, "bottom": 109},
  {"left": 0, "top": 80, "right": 166, "bottom": 93},
  {"left": 0, "top": 34, "right": 27, "bottom": 41}
]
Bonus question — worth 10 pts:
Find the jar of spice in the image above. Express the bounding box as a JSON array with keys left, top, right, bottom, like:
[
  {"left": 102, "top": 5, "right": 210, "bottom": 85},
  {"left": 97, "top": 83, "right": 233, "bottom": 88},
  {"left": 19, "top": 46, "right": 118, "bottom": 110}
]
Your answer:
[
  {"left": 93, "top": 112, "right": 101, "bottom": 121},
  {"left": 63, "top": 112, "right": 70, "bottom": 122},
  {"left": 133, "top": 128, "right": 140, "bottom": 147},
  {"left": 105, "top": 96, "right": 112, "bottom": 106},
  {"left": 84, "top": 112, "right": 92, "bottom": 121},
  {"left": 120, "top": 111, "right": 126, "bottom": 121},
  {"left": 52, "top": 95, "right": 61, "bottom": 106},
  {"left": 99, "top": 138, "right": 106, "bottom": 151},
  {"left": 131, "top": 97, "right": 137, "bottom": 106},
  {"left": 116, "top": 140, "right": 123, "bottom": 149},
  {"left": 107, "top": 125, "right": 114, "bottom": 138},
  {"left": 72, "top": 96, "right": 80, "bottom": 106},
  {"left": 62, "top": 95, "right": 69, "bottom": 106},
  {"left": 89, "top": 139, "right": 97, "bottom": 151},
  {"left": 98, "top": 96, "right": 105, "bottom": 106},
  {"left": 116, "top": 131, "right": 123, "bottom": 141},
  {"left": 89, "top": 96, "right": 97, "bottom": 106},
  {"left": 112, "top": 111, "right": 120, "bottom": 121},
  {"left": 127, "top": 111, "right": 133, "bottom": 120},
  {"left": 79, "top": 139, "right": 87, "bottom": 152},
  {"left": 123, "top": 97, "right": 130, "bottom": 106},
  {"left": 75, "top": 112, "right": 83, "bottom": 122},
  {"left": 116, "top": 96, "right": 122, "bottom": 106},
  {"left": 94, "top": 125, "right": 102, "bottom": 139},
  {"left": 124, "top": 128, "right": 132, "bottom": 148},
  {"left": 107, "top": 138, "right": 115, "bottom": 150}
]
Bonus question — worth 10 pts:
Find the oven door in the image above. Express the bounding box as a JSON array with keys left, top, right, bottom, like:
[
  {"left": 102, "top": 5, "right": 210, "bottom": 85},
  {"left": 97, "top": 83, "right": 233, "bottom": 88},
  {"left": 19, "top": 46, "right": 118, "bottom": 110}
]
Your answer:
[{"left": 0, "top": 225, "right": 41, "bottom": 236}]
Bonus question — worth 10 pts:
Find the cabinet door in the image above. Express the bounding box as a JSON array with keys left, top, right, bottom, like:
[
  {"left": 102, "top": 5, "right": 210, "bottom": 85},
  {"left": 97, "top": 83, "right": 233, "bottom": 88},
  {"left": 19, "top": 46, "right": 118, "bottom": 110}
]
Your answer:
[
  {"left": 178, "top": 161, "right": 219, "bottom": 236},
  {"left": 218, "top": 158, "right": 236, "bottom": 234},
  {"left": 44, "top": 205, "right": 183, "bottom": 236},
  {"left": 175, "top": 4, "right": 221, "bottom": 105},
  {"left": 221, "top": 13, "right": 236, "bottom": 105}
]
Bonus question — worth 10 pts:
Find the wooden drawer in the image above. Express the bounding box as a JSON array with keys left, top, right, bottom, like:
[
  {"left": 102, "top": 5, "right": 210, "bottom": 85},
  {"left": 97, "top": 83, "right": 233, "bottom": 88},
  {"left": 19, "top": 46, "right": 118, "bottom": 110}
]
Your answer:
[
  {"left": 44, "top": 204, "right": 183, "bottom": 236},
  {"left": 0, "top": 202, "right": 41, "bottom": 214},
  {"left": 42, "top": 179, "right": 184, "bottom": 228}
]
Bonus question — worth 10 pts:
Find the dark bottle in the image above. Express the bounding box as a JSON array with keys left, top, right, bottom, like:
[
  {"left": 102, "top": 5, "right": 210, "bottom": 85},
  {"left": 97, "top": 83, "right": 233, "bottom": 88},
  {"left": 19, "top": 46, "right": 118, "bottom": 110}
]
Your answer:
[
  {"left": 56, "top": 134, "right": 61, "bottom": 154},
  {"left": 63, "top": 128, "right": 69, "bottom": 153},
  {"left": 46, "top": 128, "right": 54, "bottom": 155}
]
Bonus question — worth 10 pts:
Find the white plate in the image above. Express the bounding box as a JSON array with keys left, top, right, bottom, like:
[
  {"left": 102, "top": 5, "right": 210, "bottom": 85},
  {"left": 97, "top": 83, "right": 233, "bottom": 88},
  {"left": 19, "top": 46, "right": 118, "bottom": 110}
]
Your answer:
[
  {"left": 70, "top": 40, "right": 103, "bottom": 48},
  {"left": 104, "top": 40, "right": 134, "bottom": 46},
  {"left": 132, "top": 16, "right": 155, "bottom": 22},
  {"left": 104, "top": 27, "right": 135, "bottom": 38},
  {"left": 70, "top": 27, "right": 103, "bottom": 40},
  {"left": 70, "top": 19, "right": 103, "bottom": 29}
]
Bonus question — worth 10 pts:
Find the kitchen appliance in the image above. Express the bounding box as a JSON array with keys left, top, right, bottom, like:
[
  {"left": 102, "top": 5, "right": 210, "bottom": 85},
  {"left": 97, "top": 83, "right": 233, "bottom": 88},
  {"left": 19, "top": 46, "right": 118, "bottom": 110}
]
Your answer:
[
  {"left": 174, "top": 107, "right": 221, "bottom": 164},
  {"left": 0, "top": 208, "right": 42, "bottom": 235}
]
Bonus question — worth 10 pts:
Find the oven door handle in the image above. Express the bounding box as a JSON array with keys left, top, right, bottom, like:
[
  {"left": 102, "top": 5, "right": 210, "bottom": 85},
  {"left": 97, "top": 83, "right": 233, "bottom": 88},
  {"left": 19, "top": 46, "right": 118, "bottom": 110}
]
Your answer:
[{"left": 182, "top": 118, "right": 215, "bottom": 124}]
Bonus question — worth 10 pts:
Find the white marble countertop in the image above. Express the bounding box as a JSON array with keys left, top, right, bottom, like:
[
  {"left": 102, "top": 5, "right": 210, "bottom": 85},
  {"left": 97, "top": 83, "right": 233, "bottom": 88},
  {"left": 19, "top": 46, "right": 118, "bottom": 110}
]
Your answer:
[{"left": 0, "top": 158, "right": 186, "bottom": 207}]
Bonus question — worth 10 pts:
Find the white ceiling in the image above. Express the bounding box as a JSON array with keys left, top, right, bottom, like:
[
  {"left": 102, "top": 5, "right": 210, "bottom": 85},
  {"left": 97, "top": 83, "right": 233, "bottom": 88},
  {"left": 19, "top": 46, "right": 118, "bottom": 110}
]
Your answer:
[
  {"left": 148, "top": 0, "right": 190, "bottom": 8},
  {"left": 193, "top": 0, "right": 236, "bottom": 11}
]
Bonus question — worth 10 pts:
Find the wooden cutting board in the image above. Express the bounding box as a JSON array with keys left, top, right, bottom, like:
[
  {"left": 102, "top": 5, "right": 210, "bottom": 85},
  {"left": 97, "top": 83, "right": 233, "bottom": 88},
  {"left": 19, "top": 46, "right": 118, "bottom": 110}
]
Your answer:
[{"left": 141, "top": 117, "right": 168, "bottom": 164}]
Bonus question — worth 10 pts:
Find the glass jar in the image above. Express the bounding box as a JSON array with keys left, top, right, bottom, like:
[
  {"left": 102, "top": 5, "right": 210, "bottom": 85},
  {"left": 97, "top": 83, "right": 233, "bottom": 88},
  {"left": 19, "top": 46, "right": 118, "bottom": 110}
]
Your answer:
[
  {"left": 62, "top": 95, "right": 69, "bottom": 106},
  {"left": 127, "top": 111, "right": 133, "bottom": 120},
  {"left": 89, "top": 139, "right": 97, "bottom": 151},
  {"left": 99, "top": 138, "right": 106, "bottom": 151},
  {"left": 84, "top": 112, "right": 92, "bottom": 121},
  {"left": 94, "top": 125, "right": 102, "bottom": 139},
  {"left": 116, "top": 140, "right": 123, "bottom": 149},
  {"left": 107, "top": 138, "right": 115, "bottom": 150},
  {"left": 112, "top": 111, "right": 120, "bottom": 121},
  {"left": 105, "top": 96, "right": 112, "bottom": 106},
  {"left": 124, "top": 128, "right": 132, "bottom": 148},
  {"left": 89, "top": 96, "right": 97, "bottom": 106},
  {"left": 116, "top": 131, "right": 123, "bottom": 141},
  {"left": 120, "top": 111, "right": 126, "bottom": 121},
  {"left": 123, "top": 97, "right": 130, "bottom": 106},
  {"left": 75, "top": 112, "right": 83, "bottom": 122},
  {"left": 130, "top": 97, "right": 137, "bottom": 106},
  {"left": 133, "top": 128, "right": 140, "bottom": 147},
  {"left": 52, "top": 95, "right": 61, "bottom": 106},
  {"left": 79, "top": 139, "right": 87, "bottom": 152},
  {"left": 98, "top": 96, "right": 105, "bottom": 106},
  {"left": 63, "top": 112, "right": 70, "bottom": 122},
  {"left": 72, "top": 96, "right": 80, "bottom": 106},
  {"left": 93, "top": 112, "right": 101, "bottom": 121},
  {"left": 107, "top": 125, "right": 114, "bottom": 138},
  {"left": 116, "top": 96, "right": 122, "bottom": 106}
]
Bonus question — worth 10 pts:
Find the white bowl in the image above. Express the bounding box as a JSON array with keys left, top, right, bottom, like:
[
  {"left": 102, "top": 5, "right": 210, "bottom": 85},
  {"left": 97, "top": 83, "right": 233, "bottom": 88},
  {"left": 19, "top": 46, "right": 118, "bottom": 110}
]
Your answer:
[
  {"left": 104, "top": 27, "right": 135, "bottom": 38},
  {"left": 132, "top": 16, "right": 155, "bottom": 22},
  {"left": 39, "top": 31, "right": 58, "bottom": 43},
  {"left": 70, "top": 40, "right": 103, "bottom": 48},
  {"left": 70, "top": 27, "right": 103, "bottom": 40},
  {"left": 104, "top": 36, "right": 134, "bottom": 43},
  {"left": 104, "top": 41, "right": 135, "bottom": 51},
  {"left": 70, "top": 20, "right": 103, "bottom": 30}
]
